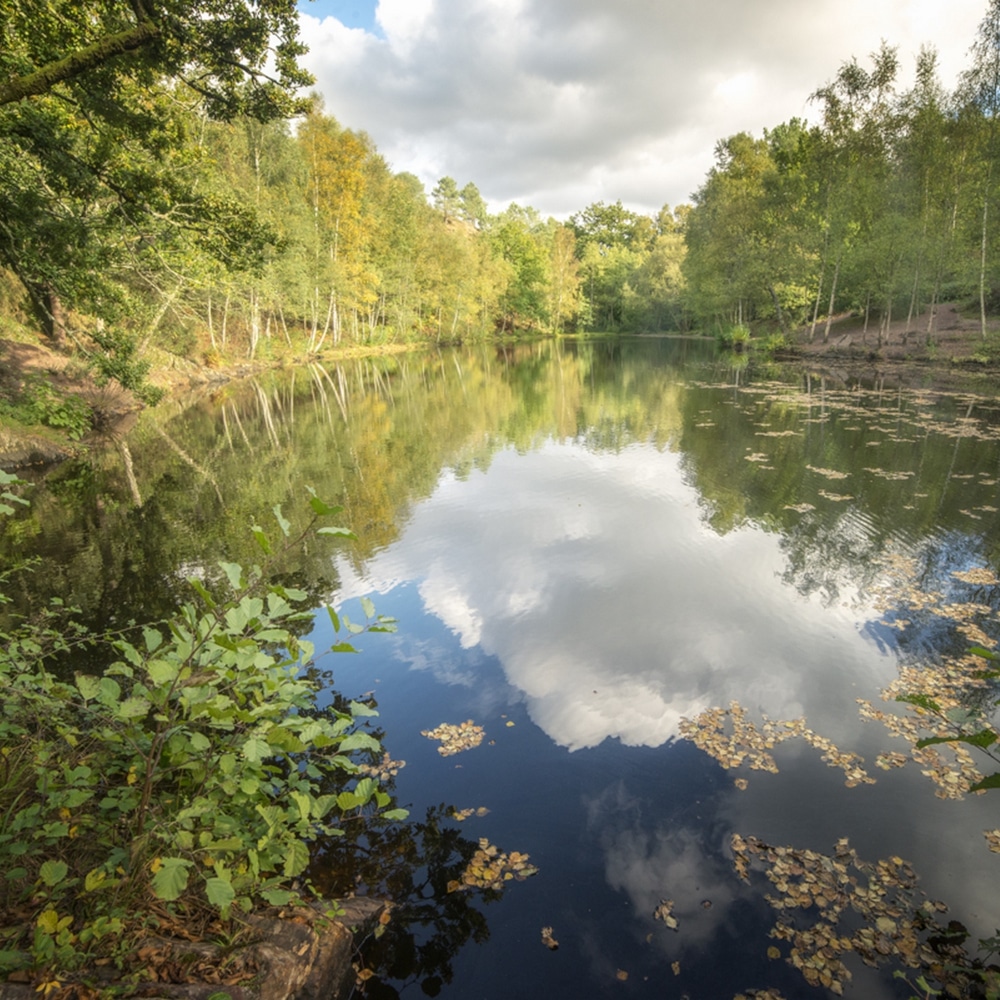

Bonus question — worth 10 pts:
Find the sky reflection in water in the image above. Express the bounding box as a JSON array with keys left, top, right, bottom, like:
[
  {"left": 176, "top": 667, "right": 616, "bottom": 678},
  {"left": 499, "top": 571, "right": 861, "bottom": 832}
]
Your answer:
[{"left": 310, "top": 426, "right": 1000, "bottom": 998}]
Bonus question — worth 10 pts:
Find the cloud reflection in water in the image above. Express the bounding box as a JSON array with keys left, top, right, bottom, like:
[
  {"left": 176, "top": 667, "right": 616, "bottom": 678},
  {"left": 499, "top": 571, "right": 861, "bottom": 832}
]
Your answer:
[{"left": 334, "top": 440, "right": 894, "bottom": 751}]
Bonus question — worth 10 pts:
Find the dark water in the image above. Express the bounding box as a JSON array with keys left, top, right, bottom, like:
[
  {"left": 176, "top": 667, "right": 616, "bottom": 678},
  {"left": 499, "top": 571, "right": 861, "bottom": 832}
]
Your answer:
[{"left": 6, "top": 338, "right": 1000, "bottom": 998}]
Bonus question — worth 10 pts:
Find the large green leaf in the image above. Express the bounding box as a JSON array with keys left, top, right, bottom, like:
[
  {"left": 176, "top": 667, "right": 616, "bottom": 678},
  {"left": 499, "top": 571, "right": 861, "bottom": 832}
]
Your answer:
[
  {"left": 75, "top": 673, "right": 100, "bottom": 701},
  {"left": 242, "top": 736, "right": 271, "bottom": 762},
  {"left": 205, "top": 876, "right": 236, "bottom": 911},
  {"left": 969, "top": 773, "right": 1000, "bottom": 793},
  {"left": 282, "top": 839, "right": 310, "bottom": 877},
  {"left": 151, "top": 858, "right": 193, "bottom": 902},
  {"left": 338, "top": 732, "right": 380, "bottom": 753},
  {"left": 146, "top": 659, "right": 179, "bottom": 686},
  {"left": 38, "top": 860, "right": 67, "bottom": 888},
  {"left": 916, "top": 729, "right": 997, "bottom": 750}
]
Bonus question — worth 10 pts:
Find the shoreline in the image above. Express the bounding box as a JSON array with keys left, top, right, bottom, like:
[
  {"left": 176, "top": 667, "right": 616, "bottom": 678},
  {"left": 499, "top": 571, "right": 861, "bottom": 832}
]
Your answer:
[{"left": 3, "top": 310, "right": 1000, "bottom": 471}]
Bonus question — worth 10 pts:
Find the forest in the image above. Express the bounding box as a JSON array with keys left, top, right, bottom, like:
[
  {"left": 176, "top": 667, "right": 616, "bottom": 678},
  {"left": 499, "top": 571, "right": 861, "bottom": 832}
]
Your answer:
[{"left": 2, "top": 1, "right": 1000, "bottom": 386}]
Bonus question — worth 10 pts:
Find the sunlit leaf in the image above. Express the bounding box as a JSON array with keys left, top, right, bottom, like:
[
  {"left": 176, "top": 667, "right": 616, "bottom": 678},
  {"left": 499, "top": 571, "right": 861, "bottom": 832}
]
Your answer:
[
  {"left": 205, "top": 876, "right": 236, "bottom": 911},
  {"left": 317, "top": 526, "right": 357, "bottom": 539},
  {"left": 219, "top": 561, "right": 244, "bottom": 589},
  {"left": 282, "top": 839, "right": 310, "bottom": 877},
  {"left": 38, "top": 861, "right": 67, "bottom": 888}
]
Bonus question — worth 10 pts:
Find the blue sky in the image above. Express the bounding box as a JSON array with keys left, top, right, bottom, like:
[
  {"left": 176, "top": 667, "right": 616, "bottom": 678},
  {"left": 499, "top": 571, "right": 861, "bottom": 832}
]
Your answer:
[
  {"left": 297, "top": 0, "right": 380, "bottom": 35},
  {"left": 295, "top": 0, "right": 988, "bottom": 219}
]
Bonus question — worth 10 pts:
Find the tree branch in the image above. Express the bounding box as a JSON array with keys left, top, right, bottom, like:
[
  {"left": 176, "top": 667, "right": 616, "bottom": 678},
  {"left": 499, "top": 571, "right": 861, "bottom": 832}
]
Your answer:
[{"left": 0, "top": 20, "right": 160, "bottom": 106}]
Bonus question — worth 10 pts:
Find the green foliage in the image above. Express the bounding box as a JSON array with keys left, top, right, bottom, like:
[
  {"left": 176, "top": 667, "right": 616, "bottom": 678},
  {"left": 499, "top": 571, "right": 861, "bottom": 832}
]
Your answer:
[
  {"left": 0, "top": 479, "right": 403, "bottom": 978},
  {"left": 0, "top": 374, "right": 93, "bottom": 439},
  {"left": 896, "top": 643, "right": 1000, "bottom": 794},
  {"left": 87, "top": 328, "right": 165, "bottom": 406},
  {"left": 716, "top": 323, "right": 752, "bottom": 349}
]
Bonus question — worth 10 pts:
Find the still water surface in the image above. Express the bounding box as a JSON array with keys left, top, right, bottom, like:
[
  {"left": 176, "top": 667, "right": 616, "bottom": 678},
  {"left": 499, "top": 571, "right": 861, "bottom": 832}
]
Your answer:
[{"left": 9, "top": 338, "right": 1000, "bottom": 998}]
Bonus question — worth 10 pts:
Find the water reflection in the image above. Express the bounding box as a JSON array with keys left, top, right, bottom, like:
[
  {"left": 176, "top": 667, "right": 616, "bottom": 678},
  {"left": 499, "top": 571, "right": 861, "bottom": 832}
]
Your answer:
[
  {"left": 330, "top": 441, "right": 891, "bottom": 752},
  {"left": 6, "top": 338, "right": 1000, "bottom": 997}
]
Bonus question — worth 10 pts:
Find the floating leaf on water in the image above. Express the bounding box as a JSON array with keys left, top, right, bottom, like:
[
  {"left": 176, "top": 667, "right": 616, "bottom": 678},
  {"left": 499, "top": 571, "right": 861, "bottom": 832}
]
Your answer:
[
  {"left": 420, "top": 720, "right": 485, "bottom": 756},
  {"left": 806, "top": 465, "right": 849, "bottom": 480},
  {"left": 952, "top": 568, "right": 1000, "bottom": 586},
  {"left": 541, "top": 926, "right": 559, "bottom": 950},
  {"left": 671, "top": 961, "right": 680, "bottom": 975},
  {"left": 451, "top": 840, "right": 538, "bottom": 892},
  {"left": 615, "top": 969, "right": 628, "bottom": 982},
  {"left": 864, "top": 468, "right": 915, "bottom": 480},
  {"left": 653, "top": 899, "right": 678, "bottom": 929},
  {"left": 734, "top": 778, "right": 749, "bottom": 790},
  {"left": 679, "top": 703, "right": 873, "bottom": 786},
  {"left": 357, "top": 752, "right": 406, "bottom": 781}
]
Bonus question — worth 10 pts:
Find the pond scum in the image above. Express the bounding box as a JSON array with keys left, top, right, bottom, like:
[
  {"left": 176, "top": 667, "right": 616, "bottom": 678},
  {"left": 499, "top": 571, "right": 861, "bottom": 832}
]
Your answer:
[{"left": 679, "top": 557, "right": 1000, "bottom": 997}]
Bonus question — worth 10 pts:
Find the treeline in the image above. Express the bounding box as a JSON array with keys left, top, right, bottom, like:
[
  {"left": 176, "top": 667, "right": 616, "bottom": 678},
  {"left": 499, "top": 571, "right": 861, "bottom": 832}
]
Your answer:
[
  {"left": 685, "top": 7, "right": 1000, "bottom": 342},
  {"left": 3, "top": 1, "right": 1000, "bottom": 374}
]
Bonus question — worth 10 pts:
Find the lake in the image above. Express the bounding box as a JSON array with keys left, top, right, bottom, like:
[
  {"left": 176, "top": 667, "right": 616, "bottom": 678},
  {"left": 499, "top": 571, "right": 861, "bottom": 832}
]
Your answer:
[{"left": 6, "top": 337, "right": 1000, "bottom": 999}]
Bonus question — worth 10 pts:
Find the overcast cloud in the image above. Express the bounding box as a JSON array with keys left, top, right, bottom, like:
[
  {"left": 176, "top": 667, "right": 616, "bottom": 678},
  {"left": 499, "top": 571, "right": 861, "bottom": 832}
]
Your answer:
[{"left": 296, "top": 0, "right": 986, "bottom": 218}]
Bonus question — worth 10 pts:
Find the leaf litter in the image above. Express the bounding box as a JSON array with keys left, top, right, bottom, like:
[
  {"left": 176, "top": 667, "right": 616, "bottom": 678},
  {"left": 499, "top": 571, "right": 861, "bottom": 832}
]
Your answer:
[
  {"left": 729, "top": 834, "right": 989, "bottom": 998},
  {"left": 447, "top": 838, "right": 538, "bottom": 893},
  {"left": 678, "top": 702, "right": 874, "bottom": 788},
  {"left": 421, "top": 719, "right": 485, "bottom": 756}
]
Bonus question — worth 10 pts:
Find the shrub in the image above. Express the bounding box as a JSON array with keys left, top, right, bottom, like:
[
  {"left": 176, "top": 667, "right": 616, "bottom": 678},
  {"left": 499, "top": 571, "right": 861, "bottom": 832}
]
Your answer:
[
  {"left": 716, "top": 323, "right": 752, "bottom": 350},
  {"left": 0, "top": 374, "right": 93, "bottom": 440},
  {"left": 0, "top": 473, "right": 403, "bottom": 979}
]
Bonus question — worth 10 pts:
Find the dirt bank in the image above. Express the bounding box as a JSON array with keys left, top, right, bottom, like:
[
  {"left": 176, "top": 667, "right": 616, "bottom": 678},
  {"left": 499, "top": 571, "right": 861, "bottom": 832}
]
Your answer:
[
  {"left": 779, "top": 302, "right": 1000, "bottom": 392},
  {"left": 0, "top": 339, "right": 421, "bottom": 470}
]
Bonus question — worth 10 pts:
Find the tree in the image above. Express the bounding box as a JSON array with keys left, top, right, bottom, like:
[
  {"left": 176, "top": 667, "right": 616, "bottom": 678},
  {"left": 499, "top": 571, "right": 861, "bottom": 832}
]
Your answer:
[
  {"left": 958, "top": 0, "right": 1000, "bottom": 338},
  {"left": 431, "top": 177, "right": 462, "bottom": 221},
  {"left": 0, "top": 0, "right": 312, "bottom": 380},
  {"left": 0, "top": 1, "right": 310, "bottom": 117}
]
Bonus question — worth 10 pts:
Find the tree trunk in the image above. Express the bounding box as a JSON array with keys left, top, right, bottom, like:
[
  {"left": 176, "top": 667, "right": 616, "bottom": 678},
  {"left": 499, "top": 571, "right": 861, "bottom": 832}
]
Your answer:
[
  {"left": 24, "top": 281, "right": 68, "bottom": 347},
  {"left": 768, "top": 285, "right": 786, "bottom": 333},
  {"left": 822, "top": 254, "right": 841, "bottom": 344}
]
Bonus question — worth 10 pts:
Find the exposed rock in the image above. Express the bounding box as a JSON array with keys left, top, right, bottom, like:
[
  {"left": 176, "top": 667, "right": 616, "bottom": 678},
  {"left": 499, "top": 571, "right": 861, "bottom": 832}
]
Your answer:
[
  {"left": 0, "top": 898, "right": 385, "bottom": 1000},
  {"left": 248, "top": 897, "right": 385, "bottom": 1000},
  {"left": 0, "top": 426, "right": 75, "bottom": 470}
]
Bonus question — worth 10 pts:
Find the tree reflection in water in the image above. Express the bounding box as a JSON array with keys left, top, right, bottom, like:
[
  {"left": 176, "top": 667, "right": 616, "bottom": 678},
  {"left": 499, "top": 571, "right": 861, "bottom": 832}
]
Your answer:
[{"left": 310, "top": 803, "right": 509, "bottom": 998}]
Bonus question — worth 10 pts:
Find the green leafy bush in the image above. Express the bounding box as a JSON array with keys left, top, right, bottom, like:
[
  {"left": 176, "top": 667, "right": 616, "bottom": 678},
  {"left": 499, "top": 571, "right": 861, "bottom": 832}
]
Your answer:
[
  {"left": 0, "top": 473, "right": 403, "bottom": 978},
  {"left": 0, "top": 375, "right": 93, "bottom": 440},
  {"left": 716, "top": 323, "right": 752, "bottom": 350}
]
